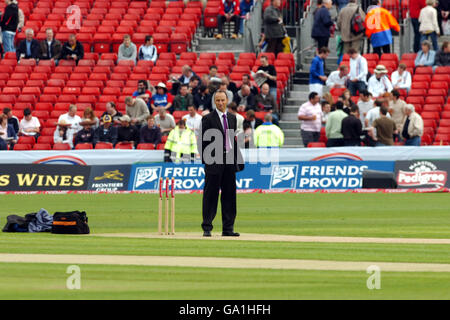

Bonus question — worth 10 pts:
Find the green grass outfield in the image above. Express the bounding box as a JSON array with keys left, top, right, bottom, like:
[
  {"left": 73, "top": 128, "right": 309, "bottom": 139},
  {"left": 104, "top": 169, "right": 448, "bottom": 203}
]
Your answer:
[{"left": 0, "top": 193, "right": 449, "bottom": 299}]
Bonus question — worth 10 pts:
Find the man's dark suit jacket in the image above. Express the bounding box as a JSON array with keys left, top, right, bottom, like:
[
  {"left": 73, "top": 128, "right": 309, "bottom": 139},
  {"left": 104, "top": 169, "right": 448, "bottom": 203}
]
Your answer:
[
  {"left": 16, "top": 39, "right": 40, "bottom": 60},
  {"left": 200, "top": 110, "right": 244, "bottom": 175},
  {"left": 40, "top": 39, "right": 62, "bottom": 60}
]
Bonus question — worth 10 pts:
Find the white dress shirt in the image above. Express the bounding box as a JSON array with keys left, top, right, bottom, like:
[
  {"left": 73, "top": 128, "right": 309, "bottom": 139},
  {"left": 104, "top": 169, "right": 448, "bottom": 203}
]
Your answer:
[
  {"left": 391, "top": 70, "right": 412, "bottom": 90},
  {"left": 326, "top": 70, "right": 348, "bottom": 88},
  {"left": 368, "top": 75, "right": 393, "bottom": 98},
  {"left": 349, "top": 55, "right": 368, "bottom": 84}
]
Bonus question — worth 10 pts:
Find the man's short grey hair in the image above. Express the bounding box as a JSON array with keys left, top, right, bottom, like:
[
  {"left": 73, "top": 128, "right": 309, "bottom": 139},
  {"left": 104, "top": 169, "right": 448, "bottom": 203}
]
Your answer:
[
  {"left": 264, "top": 113, "right": 273, "bottom": 122},
  {"left": 25, "top": 29, "right": 34, "bottom": 35},
  {"left": 405, "top": 104, "right": 415, "bottom": 112},
  {"left": 426, "top": 0, "right": 435, "bottom": 6},
  {"left": 422, "top": 40, "right": 432, "bottom": 48}
]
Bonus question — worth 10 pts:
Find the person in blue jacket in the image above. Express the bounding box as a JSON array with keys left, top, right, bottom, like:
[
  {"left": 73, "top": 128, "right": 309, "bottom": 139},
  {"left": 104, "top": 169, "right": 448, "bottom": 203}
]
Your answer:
[
  {"left": 309, "top": 47, "right": 330, "bottom": 97},
  {"left": 415, "top": 40, "right": 436, "bottom": 67},
  {"left": 333, "top": 0, "right": 349, "bottom": 12},
  {"left": 312, "top": 0, "right": 334, "bottom": 50},
  {"left": 239, "top": 0, "right": 254, "bottom": 35}
]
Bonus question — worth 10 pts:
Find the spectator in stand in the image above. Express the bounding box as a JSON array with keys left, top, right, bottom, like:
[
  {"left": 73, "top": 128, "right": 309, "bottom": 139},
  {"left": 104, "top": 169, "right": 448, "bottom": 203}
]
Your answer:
[
  {"left": 74, "top": 123, "right": 94, "bottom": 146},
  {"left": 61, "top": 34, "right": 84, "bottom": 64},
  {"left": 322, "top": 92, "right": 335, "bottom": 107},
  {"left": 298, "top": 92, "right": 323, "bottom": 147},
  {"left": 415, "top": 40, "right": 436, "bottom": 67},
  {"left": 57, "top": 105, "right": 82, "bottom": 136},
  {"left": 53, "top": 123, "right": 73, "bottom": 149},
  {"left": 19, "top": 108, "right": 40, "bottom": 139},
  {"left": 326, "top": 65, "right": 349, "bottom": 89},
  {"left": 234, "top": 84, "right": 256, "bottom": 112},
  {"left": 257, "top": 55, "right": 278, "bottom": 100},
  {"left": 365, "top": 0, "right": 400, "bottom": 57},
  {"left": 253, "top": 113, "right": 284, "bottom": 148},
  {"left": 240, "top": 74, "right": 259, "bottom": 96},
  {"left": 189, "top": 76, "right": 201, "bottom": 96},
  {"left": 263, "top": 0, "right": 285, "bottom": 56},
  {"left": 410, "top": 0, "right": 427, "bottom": 53},
  {"left": 341, "top": 105, "right": 362, "bottom": 146},
  {"left": 16, "top": 29, "right": 40, "bottom": 61},
  {"left": 419, "top": 0, "right": 440, "bottom": 51},
  {"left": 243, "top": 110, "right": 262, "bottom": 147},
  {"left": 118, "top": 34, "right": 137, "bottom": 64},
  {"left": 357, "top": 90, "right": 373, "bottom": 127},
  {"left": 133, "top": 80, "right": 153, "bottom": 110},
  {"left": 11, "top": 0, "right": 23, "bottom": 33},
  {"left": 255, "top": 83, "right": 279, "bottom": 125},
  {"left": 194, "top": 85, "right": 212, "bottom": 112},
  {"left": 347, "top": 48, "right": 368, "bottom": 96},
  {"left": 139, "top": 115, "right": 162, "bottom": 147},
  {"left": 337, "top": 0, "right": 366, "bottom": 54},
  {"left": 150, "top": 83, "right": 173, "bottom": 113},
  {"left": 80, "top": 107, "right": 99, "bottom": 130},
  {"left": 333, "top": 0, "right": 349, "bottom": 13},
  {"left": 94, "top": 114, "right": 118, "bottom": 146},
  {"left": 155, "top": 107, "right": 176, "bottom": 136},
  {"left": 0, "top": 0, "right": 19, "bottom": 53},
  {"left": 309, "top": 47, "right": 330, "bottom": 97},
  {"left": 367, "top": 65, "right": 393, "bottom": 98},
  {"left": 435, "top": 41, "right": 450, "bottom": 67},
  {"left": 389, "top": 90, "right": 407, "bottom": 135},
  {"left": 325, "top": 101, "right": 347, "bottom": 147},
  {"left": 117, "top": 115, "right": 140, "bottom": 148},
  {"left": 178, "top": 65, "right": 197, "bottom": 85},
  {"left": 365, "top": 99, "right": 391, "bottom": 128},
  {"left": 2, "top": 108, "right": 19, "bottom": 135},
  {"left": 228, "top": 102, "right": 245, "bottom": 134},
  {"left": 391, "top": 63, "right": 412, "bottom": 92},
  {"left": 437, "top": 0, "right": 450, "bottom": 36},
  {"left": 239, "top": 0, "right": 254, "bottom": 36},
  {"left": 321, "top": 101, "right": 331, "bottom": 126},
  {"left": 125, "top": 96, "right": 150, "bottom": 127},
  {"left": 339, "top": 89, "right": 357, "bottom": 112},
  {"left": 183, "top": 105, "right": 202, "bottom": 138},
  {"left": 0, "top": 113, "right": 17, "bottom": 148},
  {"left": 138, "top": 35, "right": 157, "bottom": 63},
  {"left": 371, "top": 106, "right": 397, "bottom": 146},
  {"left": 216, "top": 0, "right": 240, "bottom": 39},
  {"left": 173, "top": 84, "right": 195, "bottom": 111},
  {"left": 208, "top": 65, "right": 218, "bottom": 80},
  {"left": 39, "top": 28, "right": 62, "bottom": 63},
  {"left": 222, "top": 75, "right": 238, "bottom": 96},
  {"left": 101, "top": 102, "right": 123, "bottom": 125},
  {"left": 401, "top": 104, "right": 424, "bottom": 146},
  {"left": 312, "top": 0, "right": 334, "bottom": 50}
]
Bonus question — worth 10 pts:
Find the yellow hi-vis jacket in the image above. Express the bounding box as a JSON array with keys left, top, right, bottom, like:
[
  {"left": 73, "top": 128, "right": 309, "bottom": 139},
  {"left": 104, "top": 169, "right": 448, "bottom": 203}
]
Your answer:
[
  {"left": 253, "top": 123, "right": 285, "bottom": 147},
  {"left": 165, "top": 126, "right": 197, "bottom": 161}
]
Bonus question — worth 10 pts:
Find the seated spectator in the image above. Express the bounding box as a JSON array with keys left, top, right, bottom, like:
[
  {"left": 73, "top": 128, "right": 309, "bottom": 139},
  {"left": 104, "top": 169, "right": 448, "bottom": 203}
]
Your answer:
[
  {"left": 239, "top": 0, "right": 254, "bottom": 35},
  {"left": 370, "top": 106, "right": 397, "bottom": 146},
  {"left": 220, "top": 77, "right": 236, "bottom": 101},
  {"left": 435, "top": 41, "right": 450, "bottom": 67},
  {"left": 216, "top": 0, "right": 240, "bottom": 39},
  {"left": 326, "top": 65, "right": 349, "bottom": 89},
  {"left": 74, "top": 123, "right": 94, "bottom": 146},
  {"left": 155, "top": 107, "right": 176, "bottom": 136},
  {"left": 164, "top": 119, "right": 197, "bottom": 162},
  {"left": 321, "top": 100, "right": 331, "bottom": 126},
  {"left": 367, "top": 65, "right": 393, "bottom": 98},
  {"left": 325, "top": 101, "right": 347, "bottom": 147},
  {"left": 297, "top": 92, "right": 323, "bottom": 147},
  {"left": 39, "top": 28, "right": 62, "bottom": 62},
  {"left": 182, "top": 105, "right": 202, "bottom": 138},
  {"left": 347, "top": 48, "right": 368, "bottom": 96},
  {"left": 61, "top": 34, "right": 84, "bottom": 64},
  {"left": 58, "top": 105, "right": 82, "bottom": 136},
  {"left": 118, "top": 34, "right": 137, "bottom": 64},
  {"left": 16, "top": 28, "right": 40, "bottom": 61},
  {"left": 178, "top": 65, "right": 197, "bottom": 85},
  {"left": 365, "top": 100, "right": 391, "bottom": 128},
  {"left": 173, "top": 84, "right": 195, "bottom": 111},
  {"left": 80, "top": 107, "right": 99, "bottom": 130},
  {"left": 341, "top": 105, "right": 362, "bottom": 146},
  {"left": 101, "top": 102, "right": 123, "bottom": 125},
  {"left": 201, "top": 74, "right": 211, "bottom": 87},
  {"left": 133, "top": 80, "right": 153, "bottom": 110},
  {"left": 2, "top": 108, "right": 19, "bottom": 135},
  {"left": 194, "top": 85, "right": 212, "bottom": 112},
  {"left": 53, "top": 123, "right": 73, "bottom": 149},
  {"left": 117, "top": 115, "right": 140, "bottom": 148},
  {"left": 151, "top": 83, "right": 173, "bottom": 112},
  {"left": 19, "top": 108, "right": 40, "bottom": 138},
  {"left": 234, "top": 84, "right": 256, "bottom": 112},
  {"left": 140, "top": 115, "right": 162, "bottom": 147},
  {"left": 257, "top": 55, "right": 277, "bottom": 99},
  {"left": 419, "top": 0, "right": 440, "bottom": 51},
  {"left": 401, "top": 104, "right": 424, "bottom": 146},
  {"left": 227, "top": 102, "right": 245, "bottom": 134},
  {"left": 94, "top": 115, "right": 118, "bottom": 146},
  {"left": 138, "top": 35, "right": 157, "bottom": 63},
  {"left": 255, "top": 83, "right": 279, "bottom": 124},
  {"left": 391, "top": 63, "right": 412, "bottom": 91},
  {"left": 189, "top": 76, "right": 201, "bottom": 96},
  {"left": 208, "top": 65, "right": 218, "bottom": 79},
  {"left": 125, "top": 96, "right": 150, "bottom": 127},
  {"left": 415, "top": 40, "right": 436, "bottom": 67},
  {"left": 240, "top": 74, "right": 259, "bottom": 96},
  {"left": 339, "top": 89, "right": 357, "bottom": 112},
  {"left": 0, "top": 114, "right": 17, "bottom": 148},
  {"left": 253, "top": 113, "right": 284, "bottom": 148},
  {"left": 357, "top": 90, "right": 373, "bottom": 127},
  {"left": 243, "top": 110, "right": 263, "bottom": 148},
  {"left": 389, "top": 90, "right": 407, "bottom": 134}
]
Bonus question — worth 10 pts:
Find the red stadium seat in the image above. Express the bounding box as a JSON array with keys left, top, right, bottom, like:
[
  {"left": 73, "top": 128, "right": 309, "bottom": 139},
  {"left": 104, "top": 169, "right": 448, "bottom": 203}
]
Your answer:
[
  {"left": 53, "top": 143, "right": 71, "bottom": 150},
  {"left": 95, "top": 142, "right": 113, "bottom": 149},
  {"left": 75, "top": 143, "right": 93, "bottom": 150},
  {"left": 307, "top": 142, "right": 326, "bottom": 148},
  {"left": 115, "top": 143, "right": 133, "bottom": 150},
  {"left": 137, "top": 143, "right": 156, "bottom": 150},
  {"left": 18, "top": 136, "right": 36, "bottom": 146},
  {"left": 13, "top": 144, "right": 32, "bottom": 151}
]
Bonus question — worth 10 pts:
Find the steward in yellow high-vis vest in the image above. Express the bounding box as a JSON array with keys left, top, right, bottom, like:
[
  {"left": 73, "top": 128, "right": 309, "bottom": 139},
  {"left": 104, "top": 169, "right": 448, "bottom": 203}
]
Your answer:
[
  {"left": 253, "top": 114, "right": 285, "bottom": 148},
  {"left": 164, "top": 120, "right": 197, "bottom": 162}
]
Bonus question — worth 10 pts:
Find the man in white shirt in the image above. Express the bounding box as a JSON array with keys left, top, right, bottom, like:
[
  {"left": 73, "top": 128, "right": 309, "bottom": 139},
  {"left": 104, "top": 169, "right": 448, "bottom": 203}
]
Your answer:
[
  {"left": 182, "top": 105, "right": 203, "bottom": 138},
  {"left": 347, "top": 48, "right": 368, "bottom": 96},
  {"left": 365, "top": 100, "right": 392, "bottom": 128},
  {"left": 357, "top": 90, "right": 374, "bottom": 128},
  {"left": 391, "top": 63, "right": 412, "bottom": 92},
  {"left": 19, "top": 108, "right": 40, "bottom": 137},
  {"left": 326, "top": 65, "right": 349, "bottom": 89},
  {"left": 367, "top": 65, "right": 393, "bottom": 98},
  {"left": 58, "top": 105, "right": 82, "bottom": 136}
]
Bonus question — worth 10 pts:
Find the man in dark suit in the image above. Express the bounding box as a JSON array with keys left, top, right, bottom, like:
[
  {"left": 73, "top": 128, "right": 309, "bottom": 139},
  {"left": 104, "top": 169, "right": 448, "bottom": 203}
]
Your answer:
[
  {"left": 16, "top": 28, "right": 40, "bottom": 61},
  {"left": 60, "top": 34, "right": 84, "bottom": 64},
  {"left": 199, "top": 90, "right": 244, "bottom": 237},
  {"left": 40, "top": 28, "right": 62, "bottom": 61}
]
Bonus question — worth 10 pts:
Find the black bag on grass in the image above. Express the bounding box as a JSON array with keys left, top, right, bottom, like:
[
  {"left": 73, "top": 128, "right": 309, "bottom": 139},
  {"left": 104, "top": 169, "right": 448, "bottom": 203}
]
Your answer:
[{"left": 51, "top": 211, "right": 90, "bottom": 234}]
